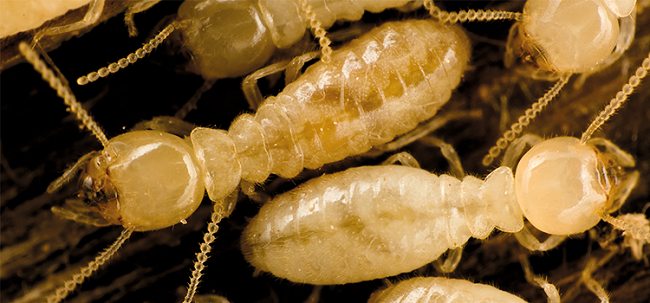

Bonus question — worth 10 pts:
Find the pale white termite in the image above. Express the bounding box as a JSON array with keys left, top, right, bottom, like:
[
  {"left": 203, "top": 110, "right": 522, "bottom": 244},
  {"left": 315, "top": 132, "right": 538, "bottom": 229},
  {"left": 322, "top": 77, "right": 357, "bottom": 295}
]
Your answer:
[
  {"left": 74, "top": 0, "right": 425, "bottom": 112},
  {"left": 240, "top": 51, "right": 650, "bottom": 286},
  {"left": 19, "top": 18, "right": 471, "bottom": 303},
  {"left": 367, "top": 277, "right": 530, "bottom": 303},
  {"left": 76, "top": 0, "right": 423, "bottom": 83},
  {"left": 420, "top": 0, "right": 638, "bottom": 165}
]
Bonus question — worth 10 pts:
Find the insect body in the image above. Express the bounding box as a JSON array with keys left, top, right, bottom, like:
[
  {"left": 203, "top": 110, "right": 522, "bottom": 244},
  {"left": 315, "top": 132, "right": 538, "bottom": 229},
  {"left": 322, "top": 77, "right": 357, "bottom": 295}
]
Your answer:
[
  {"left": 241, "top": 51, "right": 650, "bottom": 285},
  {"left": 241, "top": 136, "right": 636, "bottom": 284},
  {"left": 368, "top": 277, "right": 528, "bottom": 303},
  {"left": 506, "top": 0, "right": 636, "bottom": 75},
  {"left": 422, "top": 0, "right": 639, "bottom": 165},
  {"left": 24, "top": 18, "right": 470, "bottom": 302},
  {"left": 174, "top": 0, "right": 419, "bottom": 79},
  {"left": 78, "top": 17, "right": 470, "bottom": 230}
]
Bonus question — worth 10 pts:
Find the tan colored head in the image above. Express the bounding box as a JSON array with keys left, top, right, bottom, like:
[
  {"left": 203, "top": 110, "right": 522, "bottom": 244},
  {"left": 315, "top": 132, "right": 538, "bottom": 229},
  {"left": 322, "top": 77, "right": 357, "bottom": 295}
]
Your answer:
[
  {"left": 80, "top": 130, "right": 205, "bottom": 231},
  {"left": 516, "top": 0, "right": 620, "bottom": 74},
  {"left": 515, "top": 137, "right": 637, "bottom": 235}
]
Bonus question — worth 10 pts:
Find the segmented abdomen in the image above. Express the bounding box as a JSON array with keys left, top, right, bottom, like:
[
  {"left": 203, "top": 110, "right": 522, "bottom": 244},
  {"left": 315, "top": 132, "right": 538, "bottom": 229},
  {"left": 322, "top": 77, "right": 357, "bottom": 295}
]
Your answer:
[
  {"left": 231, "top": 20, "right": 471, "bottom": 180},
  {"left": 241, "top": 165, "right": 524, "bottom": 284},
  {"left": 242, "top": 165, "right": 471, "bottom": 284}
]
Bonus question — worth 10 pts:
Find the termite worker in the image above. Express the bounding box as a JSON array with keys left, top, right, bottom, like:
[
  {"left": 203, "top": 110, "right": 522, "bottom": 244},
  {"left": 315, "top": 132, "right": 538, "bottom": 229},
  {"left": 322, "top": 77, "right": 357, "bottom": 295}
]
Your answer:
[
  {"left": 420, "top": 0, "right": 639, "bottom": 165},
  {"left": 76, "top": 0, "right": 422, "bottom": 83},
  {"left": 75, "top": 0, "right": 427, "bottom": 112},
  {"left": 17, "top": 16, "right": 472, "bottom": 303},
  {"left": 240, "top": 52, "right": 650, "bottom": 290}
]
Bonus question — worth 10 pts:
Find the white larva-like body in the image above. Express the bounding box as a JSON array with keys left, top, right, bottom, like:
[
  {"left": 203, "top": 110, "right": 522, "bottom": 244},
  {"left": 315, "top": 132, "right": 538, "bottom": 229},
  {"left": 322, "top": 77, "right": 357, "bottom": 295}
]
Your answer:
[
  {"left": 29, "top": 18, "right": 470, "bottom": 302},
  {"left": 242, "top": 165, "right": 521, "bottom": 284},
  {"left": 85, "top": 19, "right": 470, "bottom": 230},
  {"left": 241, "top": 136, "right": 637, "bottom": 284},
  {"left": 175, "top": 0, "right": 419, "bottom": 79},
  {"left": 368, "top": 277, "right": 527, "bottom": 303}
]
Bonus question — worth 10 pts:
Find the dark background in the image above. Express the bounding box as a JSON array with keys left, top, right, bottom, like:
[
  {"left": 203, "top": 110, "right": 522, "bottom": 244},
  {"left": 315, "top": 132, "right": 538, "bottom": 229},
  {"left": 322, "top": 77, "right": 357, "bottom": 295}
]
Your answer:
[{"left": 2, "top": 1, "right": 649, "bottom": 302}]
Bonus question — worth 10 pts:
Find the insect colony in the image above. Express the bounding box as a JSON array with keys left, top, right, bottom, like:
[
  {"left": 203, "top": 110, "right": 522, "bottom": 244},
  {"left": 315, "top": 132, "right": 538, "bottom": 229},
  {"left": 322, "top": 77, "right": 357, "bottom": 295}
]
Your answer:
[{"left": 1, "top": 1, "right": 649, "bottom": 303}]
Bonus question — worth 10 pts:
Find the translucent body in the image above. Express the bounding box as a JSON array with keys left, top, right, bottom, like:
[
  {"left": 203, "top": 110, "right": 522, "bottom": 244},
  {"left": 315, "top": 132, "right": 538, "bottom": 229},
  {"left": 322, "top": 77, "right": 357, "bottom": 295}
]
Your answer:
[
  {"left": 84, "top": 19, "right": 470, "bottom": 231},
  {"left": 517, "top": 0, "right": 622, "bottom": 73},
  {"left": 367, "top": 277, "right": 527, "bottom": 303},
  {"left": 0, "top": 0, "right": 90, "bottom": 38},
  {"left": 241, "top": 137, "right": 632, "bottom": 284},
  {"left": 175, "top": 0, "right": 418, "bottom": 79}
]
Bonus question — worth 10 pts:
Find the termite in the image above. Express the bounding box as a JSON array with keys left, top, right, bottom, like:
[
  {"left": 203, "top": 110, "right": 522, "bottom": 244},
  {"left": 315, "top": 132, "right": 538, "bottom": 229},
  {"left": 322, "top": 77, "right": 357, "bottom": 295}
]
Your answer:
[
  {"left": 419, "top": 0, "right": 638, "bottom": 166},
  {"left": 13, "top": 15, "right": 472, "bottom": 302},
  {"left": 73, "top": 0, "right": 425, "bottom": 112},
  {"left": 240, "top": 51, "right": 650, "bottom": 290}
]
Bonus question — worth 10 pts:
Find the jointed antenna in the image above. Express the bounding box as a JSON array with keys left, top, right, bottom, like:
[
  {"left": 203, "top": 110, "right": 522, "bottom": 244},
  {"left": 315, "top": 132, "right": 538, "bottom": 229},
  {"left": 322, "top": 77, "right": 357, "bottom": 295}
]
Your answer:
[
  {"left": 76, "top": 21, "right": 180, "bottom": 85},
  {"left": 424, "top": 0, "right": 524, "bottom": 24},
  {"left": 19, "top": 42, "right": 110, "bottom": 149},
  {"left": 46, "top": 228, "right": 133, "bottom": 303},
  {"left": 581, "top": 52, "right": 650, "bottom": 143},
  {"left": 299, "top": 0, "right": 333, "bottom": 64},
  {"left": 483, "top": 73, "right": 572, "bottom": 166}
]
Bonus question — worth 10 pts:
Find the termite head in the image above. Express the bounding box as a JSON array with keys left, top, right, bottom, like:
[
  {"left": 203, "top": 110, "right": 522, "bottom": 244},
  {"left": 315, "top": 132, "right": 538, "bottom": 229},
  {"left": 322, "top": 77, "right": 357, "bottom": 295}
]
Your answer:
[
  {"left": 78, "top": 130, "right": 205, "bottom": 232},
  {"left": 515, "top": 137, "right": 638, "bottom": 236},
  {"left": 176, "top": 0, "right": 276, "bottom": 79},
  {"left": 510, "top": 0, "right": 619, "bottom": 74}
]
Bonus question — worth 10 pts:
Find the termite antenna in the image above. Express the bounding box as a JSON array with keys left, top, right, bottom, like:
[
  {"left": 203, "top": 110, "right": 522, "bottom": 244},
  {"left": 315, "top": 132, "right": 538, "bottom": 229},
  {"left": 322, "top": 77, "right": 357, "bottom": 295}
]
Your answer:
[
  {"left": 124, "top": 0, "right": 162, "bottom": 37},
  {"left": 46, "top": 228, "right": 134, "bottom": 303},
  {"left": 581, "top": 52, "right": 650, "bottom": 143},
  {"left": 423, "top": 0, "right": 524, "bottom": 24},
  {"left": 183, "top": 191, "right": 237, "bottom": 303},
  {"left": 18, "top": 42, "right": 110, "bottom": 149},
  {"left": 483, "top": 73, "right": 571, "bottom": 166},
  {"left": 76, "top": 21, "right": 180, "bottom": 86},
  {"left": 299, "top": 0, "right": 333, "bottom": 64}
]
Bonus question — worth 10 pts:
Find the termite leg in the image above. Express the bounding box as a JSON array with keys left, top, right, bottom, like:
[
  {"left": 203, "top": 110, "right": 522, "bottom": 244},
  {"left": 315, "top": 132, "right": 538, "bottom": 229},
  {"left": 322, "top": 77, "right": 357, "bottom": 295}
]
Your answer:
[
  {"left": 32, "top": 0, "right": 105, "bottom": 46},
  {"left": 241, "top": 51, "right": 320, "bottom": 110},
  {"left": 284, "top": 51, "right": 321, "bottom": 85},
  {"left": 418, "top": 136, "right": 464, "bottom": 179},
  {"left": 518, "top": 252, "right": 561, "bottom": 303},
  {"left": 514, "top": 226, "right": 567, "bottom": 252},
  {"left": 124, "top": 0, "right": 162, "bottom": 37},
  {"left": 433, "top": 247, "right": 463, "bottom": 273},
  {"left": 241, "top": 59, "right": 291, "bottom": 110},
  {"left": 175, "top": 79, "right": 218, "bottom": 120},
  {"left": 369, "top": 110, "right": 482, "bottom": 156},
  {"left": 381, "top": 152, "right": 421, "bottom": 168}
]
